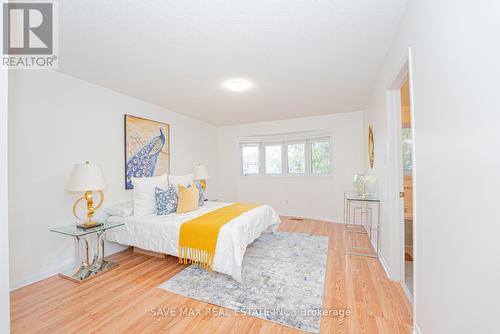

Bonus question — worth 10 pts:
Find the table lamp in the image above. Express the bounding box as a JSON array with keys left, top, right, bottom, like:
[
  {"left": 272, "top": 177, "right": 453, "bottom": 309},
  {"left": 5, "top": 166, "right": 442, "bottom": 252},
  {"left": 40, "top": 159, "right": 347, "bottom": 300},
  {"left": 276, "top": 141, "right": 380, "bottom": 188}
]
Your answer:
[
  {"left": 194, "top": 164, "right": 209, "bottom": 191},
  {"left": 67, "top": 161, "right": 107, "bottom": 229}
]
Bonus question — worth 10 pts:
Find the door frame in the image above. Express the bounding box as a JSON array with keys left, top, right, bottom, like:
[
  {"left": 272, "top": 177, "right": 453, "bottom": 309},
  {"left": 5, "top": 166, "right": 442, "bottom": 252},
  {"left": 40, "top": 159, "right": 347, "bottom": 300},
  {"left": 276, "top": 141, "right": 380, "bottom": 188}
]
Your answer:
[
  {"left": 385, "top": 47, "right": 417, "bottom": 304},
  {"left": 0, "top": 12, "right": 10, "bottom": 330}
]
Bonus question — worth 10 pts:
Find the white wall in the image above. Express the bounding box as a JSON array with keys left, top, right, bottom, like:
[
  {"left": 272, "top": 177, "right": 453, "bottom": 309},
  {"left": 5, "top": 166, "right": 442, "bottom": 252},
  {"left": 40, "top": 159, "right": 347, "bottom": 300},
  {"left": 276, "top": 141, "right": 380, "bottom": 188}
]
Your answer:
[
  {"left": 217, "top": 112, "right": 364, "bottom": 222},
  {"left": 8, "top": 70, "right": 218, "bottom": 290},
  {"left": 364, "top": 1, "right": 500, "bottom": 333},
  {"left": 0, "top": 10, "right": 11, "bottom": 331}
]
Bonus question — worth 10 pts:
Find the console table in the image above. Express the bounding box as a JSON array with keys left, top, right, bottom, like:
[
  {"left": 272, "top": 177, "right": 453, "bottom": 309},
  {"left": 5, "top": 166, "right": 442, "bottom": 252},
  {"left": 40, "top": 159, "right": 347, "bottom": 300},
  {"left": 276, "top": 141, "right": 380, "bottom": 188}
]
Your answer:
[
  {"left": 50, "top": 221, "right": 124, "bottom": 283},
  {"left": 344, "top": 191, "right": 380, "bottom": 258}
]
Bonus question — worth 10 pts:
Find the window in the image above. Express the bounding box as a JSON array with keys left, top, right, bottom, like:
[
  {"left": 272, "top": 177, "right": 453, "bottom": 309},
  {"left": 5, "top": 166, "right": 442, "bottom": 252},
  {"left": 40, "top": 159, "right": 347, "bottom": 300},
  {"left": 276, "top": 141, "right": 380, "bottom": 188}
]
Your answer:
[
  {"left": 241, "top": 144, "right": 260, "bottom": 175},
  {"left": 311, "top": 141, "right": 330, "bottom": 174},
  {"left": 287, "top": 143, "right": 305, "bottom": 174},
  {"left": 265, "top": 145, "right": 282, "bottom": 174},
  {"left": 240, "top": 132, "right": 331, "bottom": 176}
]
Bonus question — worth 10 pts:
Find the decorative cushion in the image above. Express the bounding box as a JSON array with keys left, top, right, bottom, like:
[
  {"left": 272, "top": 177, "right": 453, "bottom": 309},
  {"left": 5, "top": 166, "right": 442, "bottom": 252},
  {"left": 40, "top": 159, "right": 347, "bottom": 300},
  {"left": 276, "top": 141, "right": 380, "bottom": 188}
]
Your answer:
[
  {"left": 104, "top": 201, "right": 133, "bottom": 217},
  {"left": 131, "top": 174, "right": 168, "bottom": 216},
  {"left": 176, "top": 185, "right": 199, "bottom": 213},
  {"left": 195, "top": 180, "right": 205, "bottom": 206},
  {"left": 168, "top": 174, "right": 194, "bottom": 193},
  {"left": 155, "top": 185, "right": 178, "bottom": 215}
]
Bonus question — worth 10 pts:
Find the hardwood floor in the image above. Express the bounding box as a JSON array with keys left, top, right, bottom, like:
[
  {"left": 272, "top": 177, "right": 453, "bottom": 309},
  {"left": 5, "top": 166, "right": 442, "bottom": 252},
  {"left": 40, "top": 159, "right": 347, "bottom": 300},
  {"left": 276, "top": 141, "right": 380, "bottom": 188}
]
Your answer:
[{"left": 10, "top": 217, "right": 413, "bottom": 334}]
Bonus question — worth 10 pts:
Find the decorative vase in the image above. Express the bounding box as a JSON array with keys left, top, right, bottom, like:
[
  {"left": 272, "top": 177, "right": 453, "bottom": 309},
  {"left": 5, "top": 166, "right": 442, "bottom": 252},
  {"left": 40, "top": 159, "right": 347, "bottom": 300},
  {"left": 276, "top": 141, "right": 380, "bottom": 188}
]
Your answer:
[
  {"left": 353, "top": 174, "right": 367, "bottom": 196},
  {"left": 364, "top": 175, "right": 378, "bottom": 196}
]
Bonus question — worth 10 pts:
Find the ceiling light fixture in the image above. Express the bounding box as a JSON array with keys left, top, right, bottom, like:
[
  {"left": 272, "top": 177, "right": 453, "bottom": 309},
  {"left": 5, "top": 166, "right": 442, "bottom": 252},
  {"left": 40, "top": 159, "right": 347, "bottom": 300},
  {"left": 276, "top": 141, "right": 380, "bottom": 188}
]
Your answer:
[{"left": 223, "top": 78, "right": 253, "bottom": 92}]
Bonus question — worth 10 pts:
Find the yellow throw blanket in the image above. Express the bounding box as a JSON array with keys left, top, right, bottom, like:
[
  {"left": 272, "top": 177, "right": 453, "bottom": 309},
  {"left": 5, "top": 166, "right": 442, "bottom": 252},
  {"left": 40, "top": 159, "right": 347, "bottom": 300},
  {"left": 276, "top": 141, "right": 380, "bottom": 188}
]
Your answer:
[{"left": 178, "top": 203, "right": 259, "bottom": 270}]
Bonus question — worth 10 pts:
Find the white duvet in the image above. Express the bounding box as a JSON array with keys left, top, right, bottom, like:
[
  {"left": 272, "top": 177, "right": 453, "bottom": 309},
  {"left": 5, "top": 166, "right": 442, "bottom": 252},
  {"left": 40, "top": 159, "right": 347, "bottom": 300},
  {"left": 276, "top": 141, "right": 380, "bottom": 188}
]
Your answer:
[{"left": 106, "top": 201, "right": 281, "bottom": 282}]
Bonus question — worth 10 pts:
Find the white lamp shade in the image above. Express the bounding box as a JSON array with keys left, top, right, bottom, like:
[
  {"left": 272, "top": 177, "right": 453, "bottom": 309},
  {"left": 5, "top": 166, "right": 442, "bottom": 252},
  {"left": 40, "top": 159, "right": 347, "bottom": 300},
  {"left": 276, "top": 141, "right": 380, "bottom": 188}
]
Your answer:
[
  {"left": 67, "top": 162, "right": 107, "bottom": 192},
  {"left": 193, "top": 164, "right": 209, "bottom": 180}
]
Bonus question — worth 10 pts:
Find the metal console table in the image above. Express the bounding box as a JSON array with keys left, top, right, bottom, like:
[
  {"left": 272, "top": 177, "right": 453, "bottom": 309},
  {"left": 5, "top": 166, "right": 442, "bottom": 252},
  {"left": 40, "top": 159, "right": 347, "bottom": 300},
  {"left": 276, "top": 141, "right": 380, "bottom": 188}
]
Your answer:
[
  {"left": 50, "top": 221, "right": 124, "bottom": 283},
  {"left": 344, "top": 191, "right": 380, "bottom": 258}
]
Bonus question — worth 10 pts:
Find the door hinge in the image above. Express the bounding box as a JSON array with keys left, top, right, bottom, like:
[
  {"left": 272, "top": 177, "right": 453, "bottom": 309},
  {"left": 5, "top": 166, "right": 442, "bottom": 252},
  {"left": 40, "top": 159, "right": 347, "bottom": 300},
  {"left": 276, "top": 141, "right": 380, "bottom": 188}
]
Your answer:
[{"left": 399, "top": 191, "right": 405, "bottom": 198}]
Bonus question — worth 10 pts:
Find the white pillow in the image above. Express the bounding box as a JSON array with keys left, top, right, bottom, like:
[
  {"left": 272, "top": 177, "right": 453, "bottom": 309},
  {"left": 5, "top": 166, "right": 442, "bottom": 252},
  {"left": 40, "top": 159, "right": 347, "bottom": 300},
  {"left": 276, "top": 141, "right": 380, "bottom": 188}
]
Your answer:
[
  {"left": 104, "top": 201, "right": 133, "bottom": 217},
  {"left": 132, "top": 174, "right": 168, "bottom": 216},
  {"left": 168, "top": 174, "right": 194, "bottom": 192}
]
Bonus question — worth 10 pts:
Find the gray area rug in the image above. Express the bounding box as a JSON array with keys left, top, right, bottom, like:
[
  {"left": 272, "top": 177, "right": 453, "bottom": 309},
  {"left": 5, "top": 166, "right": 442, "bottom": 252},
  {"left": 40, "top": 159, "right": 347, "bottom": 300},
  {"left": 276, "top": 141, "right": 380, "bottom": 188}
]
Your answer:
[{"left": 159, "top": 232, "right": 329, "bottom": 333}]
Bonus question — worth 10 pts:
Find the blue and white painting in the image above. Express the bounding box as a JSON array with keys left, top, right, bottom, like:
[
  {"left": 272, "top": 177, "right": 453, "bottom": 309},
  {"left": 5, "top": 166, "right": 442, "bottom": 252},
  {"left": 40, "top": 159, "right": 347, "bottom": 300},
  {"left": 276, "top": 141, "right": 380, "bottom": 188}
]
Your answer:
[{"left": 124, "top": 115, "right": 170, "bottom": 189}]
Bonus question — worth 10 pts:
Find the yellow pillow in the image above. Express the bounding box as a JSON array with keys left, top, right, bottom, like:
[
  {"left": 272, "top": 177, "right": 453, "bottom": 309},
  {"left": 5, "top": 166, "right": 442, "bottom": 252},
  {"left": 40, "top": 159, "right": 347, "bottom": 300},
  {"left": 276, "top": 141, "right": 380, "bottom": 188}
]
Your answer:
[{"left": 176, "top": 185, "right": 199, "bottom": 213}]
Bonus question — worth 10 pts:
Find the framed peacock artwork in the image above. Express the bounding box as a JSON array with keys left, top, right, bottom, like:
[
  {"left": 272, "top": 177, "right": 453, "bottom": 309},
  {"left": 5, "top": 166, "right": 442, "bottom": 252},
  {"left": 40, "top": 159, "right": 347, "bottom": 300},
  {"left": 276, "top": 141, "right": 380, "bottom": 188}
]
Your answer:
[{"left": 124, "top": 115, "right": 170, "bottom": 189}]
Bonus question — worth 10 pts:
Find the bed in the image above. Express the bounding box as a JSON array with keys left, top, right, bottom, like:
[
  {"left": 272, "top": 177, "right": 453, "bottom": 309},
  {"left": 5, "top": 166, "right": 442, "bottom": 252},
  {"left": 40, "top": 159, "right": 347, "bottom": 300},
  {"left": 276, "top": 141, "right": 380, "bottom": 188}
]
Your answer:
[{"left": 105, "top": 201, "right": 281, "bottom": 282}]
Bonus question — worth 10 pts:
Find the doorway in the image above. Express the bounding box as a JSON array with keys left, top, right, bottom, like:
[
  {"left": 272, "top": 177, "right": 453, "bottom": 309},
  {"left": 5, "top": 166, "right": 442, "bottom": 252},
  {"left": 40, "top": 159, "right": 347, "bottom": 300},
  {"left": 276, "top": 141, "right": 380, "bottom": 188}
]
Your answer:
[
  {"left": 400, "top": 79, "right": 414, "bottom": 297},
  {"left": 385, "top": 49, "right": 416, "bottom": 305}
]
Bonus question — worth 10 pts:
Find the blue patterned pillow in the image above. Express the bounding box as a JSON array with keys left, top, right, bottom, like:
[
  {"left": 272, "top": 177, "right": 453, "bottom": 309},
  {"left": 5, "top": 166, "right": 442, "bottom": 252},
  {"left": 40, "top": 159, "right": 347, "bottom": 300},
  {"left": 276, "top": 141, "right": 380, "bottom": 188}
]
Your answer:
[
  {"left": 155, "top": 186, "right": 178, "bottom": 215},
  {"left": 195, "top": 181, "right": 205, "bottom": 206}
]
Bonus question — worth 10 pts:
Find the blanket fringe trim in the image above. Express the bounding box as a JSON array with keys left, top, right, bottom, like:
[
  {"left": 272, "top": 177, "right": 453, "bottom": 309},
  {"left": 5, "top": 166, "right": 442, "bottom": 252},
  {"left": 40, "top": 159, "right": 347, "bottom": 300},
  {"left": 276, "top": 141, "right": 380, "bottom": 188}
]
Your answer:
[{"left": 178, "top": 246, "right": 214, "bottom": 271}]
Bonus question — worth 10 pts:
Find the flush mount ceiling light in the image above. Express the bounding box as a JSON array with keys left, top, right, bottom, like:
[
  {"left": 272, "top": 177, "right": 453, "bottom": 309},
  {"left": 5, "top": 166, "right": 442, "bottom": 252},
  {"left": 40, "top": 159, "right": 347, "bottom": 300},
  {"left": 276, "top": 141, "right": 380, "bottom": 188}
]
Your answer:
[{"left": 223, "top": 78, "right": 253, "bottom": 92}]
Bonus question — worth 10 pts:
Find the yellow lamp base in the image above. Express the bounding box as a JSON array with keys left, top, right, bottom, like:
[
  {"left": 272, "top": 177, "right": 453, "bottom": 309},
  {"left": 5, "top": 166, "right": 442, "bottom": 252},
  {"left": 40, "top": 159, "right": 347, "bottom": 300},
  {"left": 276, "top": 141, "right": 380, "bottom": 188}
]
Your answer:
[{"left": 72, "top": 190, "right": 105, "bottom": 229}]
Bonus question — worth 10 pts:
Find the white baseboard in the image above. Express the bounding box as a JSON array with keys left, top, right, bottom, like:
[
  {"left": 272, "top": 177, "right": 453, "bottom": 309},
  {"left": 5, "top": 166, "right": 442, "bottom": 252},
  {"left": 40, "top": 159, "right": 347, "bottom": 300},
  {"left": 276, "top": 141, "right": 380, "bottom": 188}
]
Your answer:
[
  {"left": 378, "top": 252, "right": 393, "bottom": 280},
  {"left": 379, "top": 251, "right": 417, "bottom": 332},
  {"left": 10, "top": 243, "right": 128, "bottom": 291},
  {"left": 401, "top": 281, "right": 414, "bottom": 305},
  {"left": 10, "top": 259, "right": 76, "bottom": 291}
]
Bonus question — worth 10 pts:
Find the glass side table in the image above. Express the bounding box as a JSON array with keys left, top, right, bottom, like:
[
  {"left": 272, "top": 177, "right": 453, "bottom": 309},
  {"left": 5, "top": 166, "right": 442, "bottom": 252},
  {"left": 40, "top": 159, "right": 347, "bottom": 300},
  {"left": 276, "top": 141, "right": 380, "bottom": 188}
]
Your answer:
[
  {"left": 50, "top": 221, "right": 124, "bottom": 283},
  {"left": 344, "top": 191, "right": 380, "bottom": 258}
]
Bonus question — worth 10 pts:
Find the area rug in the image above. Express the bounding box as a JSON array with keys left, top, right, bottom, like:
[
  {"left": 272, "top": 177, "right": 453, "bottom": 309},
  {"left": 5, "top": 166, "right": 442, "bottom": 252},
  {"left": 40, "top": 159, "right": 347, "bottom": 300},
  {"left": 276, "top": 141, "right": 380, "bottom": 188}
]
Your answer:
[{"left": 159, "top": 232, "right": 328, "bottom": 333}]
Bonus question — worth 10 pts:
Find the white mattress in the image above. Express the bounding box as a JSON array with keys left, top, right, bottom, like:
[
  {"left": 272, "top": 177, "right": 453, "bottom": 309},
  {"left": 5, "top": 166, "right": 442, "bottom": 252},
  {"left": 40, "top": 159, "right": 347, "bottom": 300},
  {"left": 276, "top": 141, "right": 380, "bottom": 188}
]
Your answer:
[{"left": 106, "top": 201, "right": 281, "bottom": 281}]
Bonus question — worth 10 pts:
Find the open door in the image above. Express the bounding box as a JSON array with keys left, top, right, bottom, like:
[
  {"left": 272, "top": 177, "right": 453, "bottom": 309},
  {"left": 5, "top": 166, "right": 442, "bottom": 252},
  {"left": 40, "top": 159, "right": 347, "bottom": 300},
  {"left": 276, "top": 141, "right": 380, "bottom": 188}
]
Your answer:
[{"left": 400, "top": 79, "right": 414, "bottom": 298}]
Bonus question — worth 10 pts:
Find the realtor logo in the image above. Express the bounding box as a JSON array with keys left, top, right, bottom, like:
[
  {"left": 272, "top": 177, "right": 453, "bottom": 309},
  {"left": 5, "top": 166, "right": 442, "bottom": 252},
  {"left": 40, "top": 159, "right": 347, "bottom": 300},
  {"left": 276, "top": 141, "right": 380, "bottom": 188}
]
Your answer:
[{"left": 2, "top": 1, "right": 58, "bottom": 69}]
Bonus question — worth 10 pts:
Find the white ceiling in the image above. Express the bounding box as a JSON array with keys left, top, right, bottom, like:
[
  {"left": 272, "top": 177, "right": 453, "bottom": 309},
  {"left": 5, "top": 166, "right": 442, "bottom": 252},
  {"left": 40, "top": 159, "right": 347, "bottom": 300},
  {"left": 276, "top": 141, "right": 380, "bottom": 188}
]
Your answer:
[{"left": 58, "top": 0, "right": 408, "bottom": 126}]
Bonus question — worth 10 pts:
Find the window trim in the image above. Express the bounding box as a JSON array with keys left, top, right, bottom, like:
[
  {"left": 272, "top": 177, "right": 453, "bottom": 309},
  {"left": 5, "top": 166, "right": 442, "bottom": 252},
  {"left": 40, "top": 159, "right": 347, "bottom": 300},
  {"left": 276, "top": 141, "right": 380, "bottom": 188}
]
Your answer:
[{"left": 239, "top": 135, "right": 332, "bottom": 177}]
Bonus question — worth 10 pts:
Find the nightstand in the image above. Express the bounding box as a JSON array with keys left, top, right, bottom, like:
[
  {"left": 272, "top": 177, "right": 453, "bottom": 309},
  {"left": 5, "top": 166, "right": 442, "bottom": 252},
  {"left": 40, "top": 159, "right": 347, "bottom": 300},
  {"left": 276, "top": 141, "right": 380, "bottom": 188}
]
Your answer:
[{"left": 50, "top": 221, "right": 124, "bottom": 283}]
